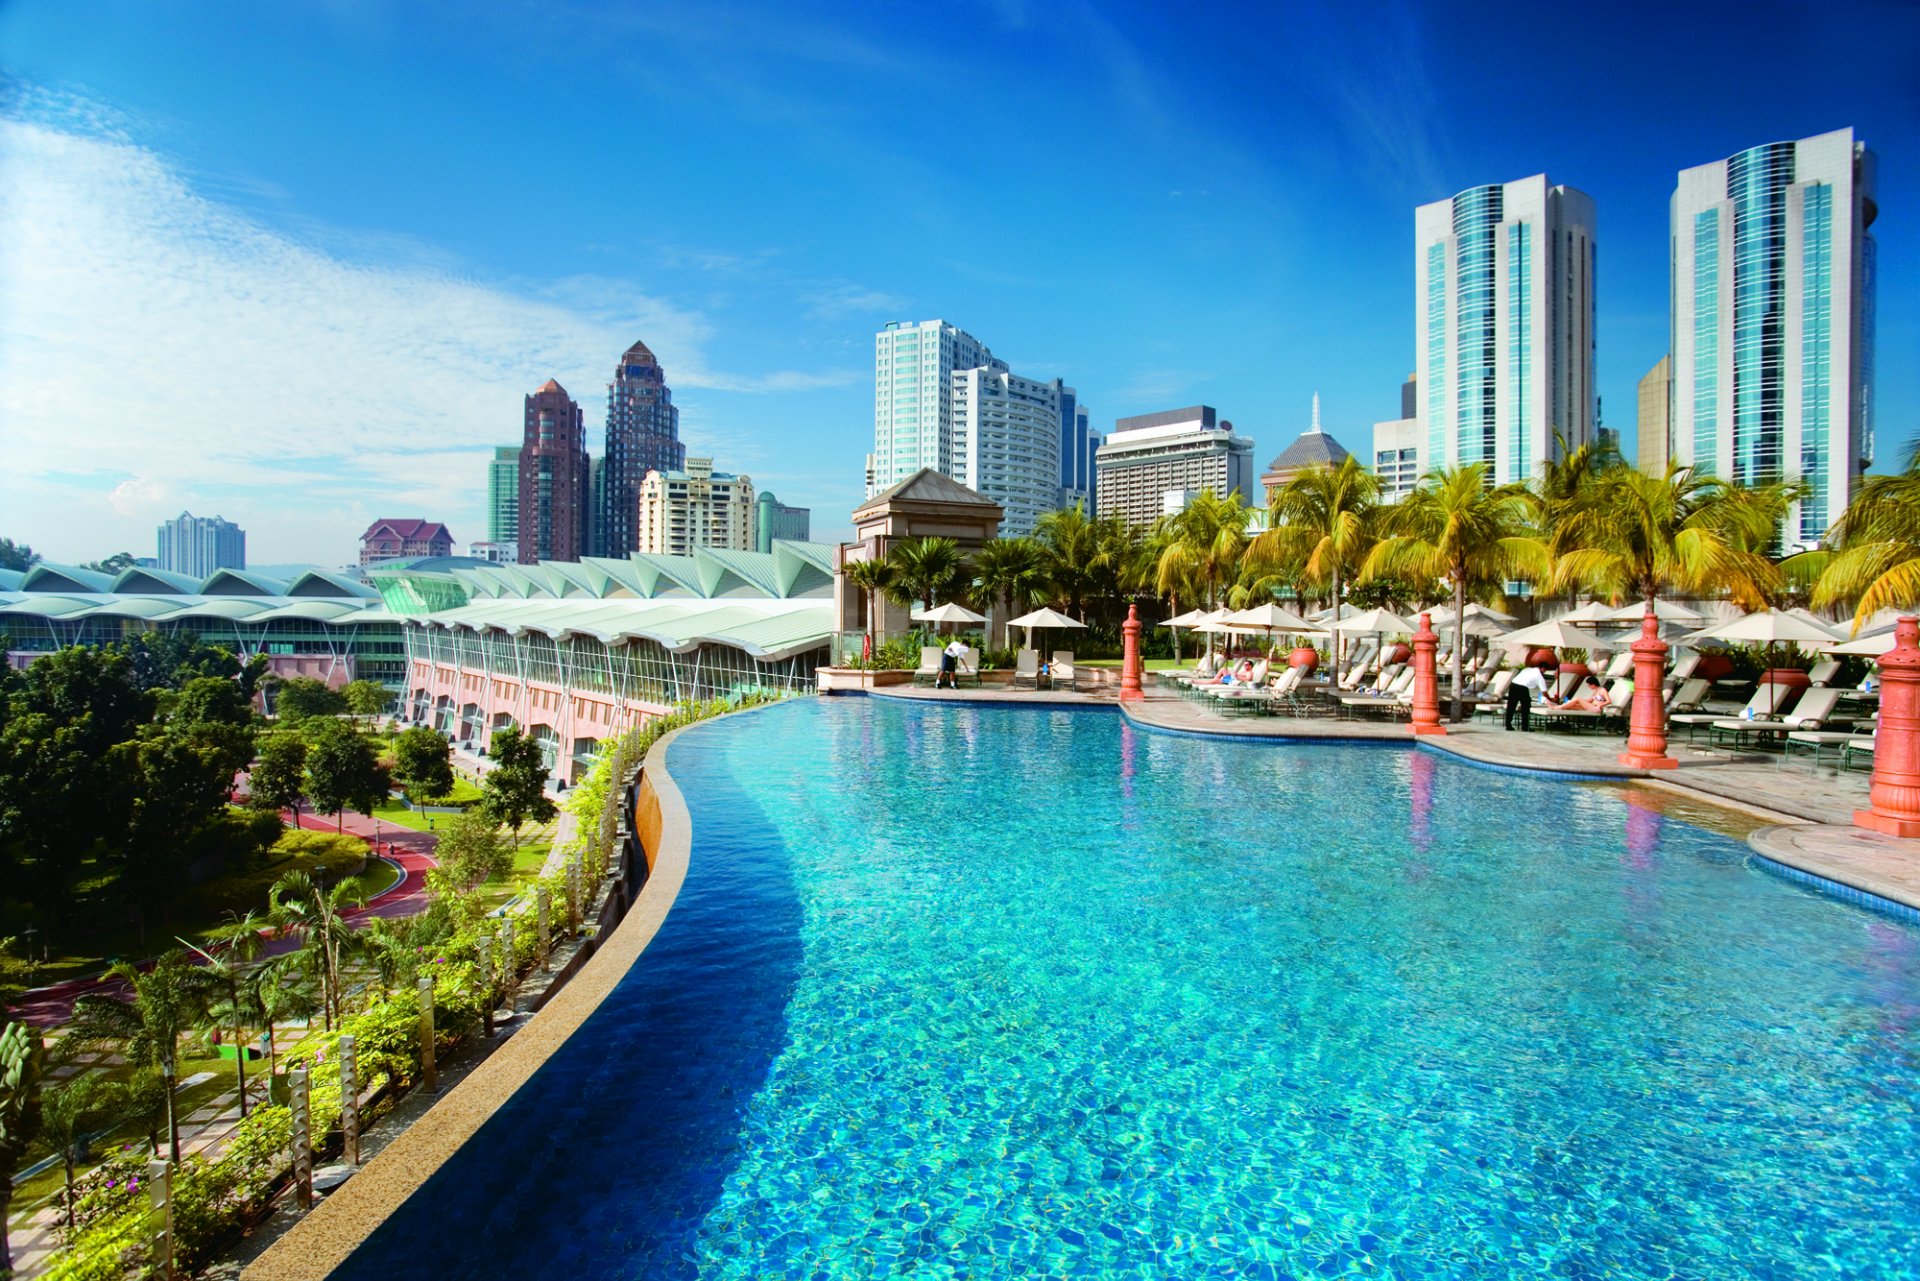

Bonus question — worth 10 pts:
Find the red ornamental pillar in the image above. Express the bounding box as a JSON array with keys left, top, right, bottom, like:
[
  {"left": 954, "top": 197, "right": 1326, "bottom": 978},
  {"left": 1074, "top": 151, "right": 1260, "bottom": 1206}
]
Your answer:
[
  {"left": 1409, "top": 611, "right": 1445, "bottom": 736},
  {"left": 1619, "top": 609, "right": 1678, "bottom": 770},
  {"left": 1856, "top": 616, "right": 1920, "bottom": 837},
  {"left": 1119, "top": 604, "right": 1145, "bottom": 702}
]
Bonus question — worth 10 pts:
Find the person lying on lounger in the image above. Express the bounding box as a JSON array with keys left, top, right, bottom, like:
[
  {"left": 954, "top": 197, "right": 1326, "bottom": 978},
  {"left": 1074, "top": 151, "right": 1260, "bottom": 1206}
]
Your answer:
[{"left": 1550, "top": 683, "right": 1607, "bottom": 712}]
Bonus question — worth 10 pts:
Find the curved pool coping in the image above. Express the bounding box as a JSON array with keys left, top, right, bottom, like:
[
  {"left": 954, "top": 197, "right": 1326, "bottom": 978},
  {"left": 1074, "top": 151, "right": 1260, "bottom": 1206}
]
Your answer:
[{"left": 244, "top": 719, "right": 703, "bottom": 1281}]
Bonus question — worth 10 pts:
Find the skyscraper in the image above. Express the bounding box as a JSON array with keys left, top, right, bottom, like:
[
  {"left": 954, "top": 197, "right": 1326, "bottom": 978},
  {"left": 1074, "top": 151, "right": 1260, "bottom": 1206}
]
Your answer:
[
  {"left": 872, "top": 320, "right": 1004, "bottom": 490},
  {"left": 1058, "top": 386, "right": 1099, "bottom": 514},
  {"left": 156, "top": 512, "right": 245, "bottom": 576},
  {"left": 1671, "top": 128, "right": 1876, "bottom": 546},
  {"left": 601, "top": 340, "right": 683, "bottom": 556},
  {"left": 487, "top": 446, "right": 521, "bottom": 543},
  {"left": 518, "top": 379, "right": 590, "bottom": 563},
  {"left": 1636, "top": 355, "right": 1672, "bottom": 475},
  {"left": 949, "top": 367, "right": 1062, "bottom": 538},
  {"left": 1415, "top": 175, "right": 1596, "bottom": 486},
  {"left": 1094, "top": 407, "right": 1255, "bottom": 526}
]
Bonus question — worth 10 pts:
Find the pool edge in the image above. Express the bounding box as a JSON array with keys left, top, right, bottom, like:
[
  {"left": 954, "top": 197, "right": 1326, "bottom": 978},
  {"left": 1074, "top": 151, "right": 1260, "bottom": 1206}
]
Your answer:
[{"left": 243, "top": 714, "right": 710, "bottom": 1281}]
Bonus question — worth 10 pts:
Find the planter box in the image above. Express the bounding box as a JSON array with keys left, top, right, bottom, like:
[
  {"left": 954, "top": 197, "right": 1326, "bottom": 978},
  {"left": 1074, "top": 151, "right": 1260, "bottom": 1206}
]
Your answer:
[{"left": 817, "top": 667, "right": 913, "bottom": 693}]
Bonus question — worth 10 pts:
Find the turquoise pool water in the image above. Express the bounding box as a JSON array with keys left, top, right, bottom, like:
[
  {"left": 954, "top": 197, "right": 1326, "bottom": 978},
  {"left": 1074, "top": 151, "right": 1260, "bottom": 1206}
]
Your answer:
[{"left": 339, "top": 698, "right": 1920, "bottom": 1279}]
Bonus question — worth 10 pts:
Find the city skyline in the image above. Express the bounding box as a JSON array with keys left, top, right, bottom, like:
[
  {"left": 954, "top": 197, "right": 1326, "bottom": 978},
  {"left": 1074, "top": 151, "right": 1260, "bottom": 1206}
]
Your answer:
[{"left": 1, "top": 3, "right": 1916, "bottom": 565}]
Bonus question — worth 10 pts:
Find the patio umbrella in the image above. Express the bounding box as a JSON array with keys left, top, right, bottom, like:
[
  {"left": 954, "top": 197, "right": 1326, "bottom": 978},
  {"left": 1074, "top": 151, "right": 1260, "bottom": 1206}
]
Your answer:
[
  {"left": 1501, "top": 619, "right": 1606, "bottom": 650},
  {"left": 1330, "top": 607, "right": 1418, "bottom": 634},
  {"left": 912, "top": 602, "right": 986, "bottom": 626},
  {"left": 1161, "top": 608, "right": 1210, "bottom": 628},
  {"left": 1006, "top": 606, "right": 1086, "bottom": 660},
  {"left": 1681, "top": 609, "right": 1843, "bottom": 647},
  {"left": 1224, "top": 602, "right": 1322, "bottom": 663},
  {"left": 1603, "top": 599, "right": 1706, "bottom": 625},
  {"left": 1429, "top": 602, "right": 1518, "bottom": 625},
  {"left": 1553, "top": 600, "right": 1622, "bottom": 625},
  {"left": 1823, "top": 629, "right": 1898, "bottom": 657}
]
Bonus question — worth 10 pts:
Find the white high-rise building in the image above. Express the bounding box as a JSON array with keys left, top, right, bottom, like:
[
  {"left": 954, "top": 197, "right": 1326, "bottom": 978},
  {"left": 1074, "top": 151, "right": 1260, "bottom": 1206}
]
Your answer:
[
  {"left": 637, "top": 458, "right": 755, "bottom": 556},
  {"left": 1415, "top": 175, "right": 1596, "bottom": 486},
  {"left": 950, "top": 368, "right": 1062, "bottom": 539},
  {"left": 156, "top": 511, "right": 245, "bottom": 577},
  {"left": 1671, "top": 127, "right": 1877, "bottom": 547},
  {"left": 872, "top": 320, "right": 1004, "bottom": 490},
  {"left": 1094, "top": 407, "right": 1255, "bottom": 527}
]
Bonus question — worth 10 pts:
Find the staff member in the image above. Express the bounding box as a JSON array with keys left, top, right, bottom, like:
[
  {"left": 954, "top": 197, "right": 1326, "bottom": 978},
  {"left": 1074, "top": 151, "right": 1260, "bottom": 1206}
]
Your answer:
[
  {"left": 1506, "top": 662, "right": 1554, "bottom": 731},
  {"left": 937, "top": 636, "right": 967, "bottom": 689}
]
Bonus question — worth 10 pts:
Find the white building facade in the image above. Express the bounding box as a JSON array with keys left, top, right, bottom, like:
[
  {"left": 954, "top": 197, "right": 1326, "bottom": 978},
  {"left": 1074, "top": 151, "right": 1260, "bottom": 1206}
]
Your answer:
[
  {"left": 637, "top": 458, "right": 756, "bottom": 556},
  {"left": 157, "top": 511, "right": 246, "bottom": 577},
  {"left": 1671, "top": 127, "right": 1877, "bottom": 547},
  {"left": 872, "top": 320, "right": 1004, "bottom": 491},
  {"left": 1415, "top": 175, "right": 1596, "bottom": 486},
  {"left": 950, "top": 368, "right": 1062, "bottom": 538},
  {"left": 1371, "top": 415, "right": 1422, "bottom": 501},
  {"left": 1094, "top": 407, "right": 1255, "bottom": 527}
]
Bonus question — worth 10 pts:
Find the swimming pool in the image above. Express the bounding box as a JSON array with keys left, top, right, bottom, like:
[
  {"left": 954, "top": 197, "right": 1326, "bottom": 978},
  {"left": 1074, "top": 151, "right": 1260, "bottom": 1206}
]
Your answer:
[{"left": 338, "top": 697, "right": 1920, "bottom": 1279}]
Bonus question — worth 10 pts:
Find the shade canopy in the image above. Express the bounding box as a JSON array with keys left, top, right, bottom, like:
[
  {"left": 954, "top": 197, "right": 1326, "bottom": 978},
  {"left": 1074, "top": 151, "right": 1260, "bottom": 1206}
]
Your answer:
[
  {"left": 1501, "top": 619, "right": 1605, "bottom": 649},
  {"left": 1683, "top": 609, "right": 1844, "bottom": 646},
  {"left": 1553, "top": 600, "right": 1622, "bottom": 625},
  {"left": 1162, "top": 608, "right": 1211, "bottom": 628},
  {"left": 1605, "top": 599, "right": 1706, "bottom": 624},
  {"left": 1006, "top": 607, "right": 1086, "bottom": 630},
  {"left": 913, "top": 601, "right": 987, "bottom": 624},
  {"left": 1223, "top": 603, "right": 1319, "bottom": 633},
  {"left": 1822, "top": 629, "right": 1899, "bottom": 657},
  {"left": 1429, "top": 602, "right": 1518, "bottom": 625},
  {"left": 1331, "top": 607, "right": 1418, "bottom": 635}
]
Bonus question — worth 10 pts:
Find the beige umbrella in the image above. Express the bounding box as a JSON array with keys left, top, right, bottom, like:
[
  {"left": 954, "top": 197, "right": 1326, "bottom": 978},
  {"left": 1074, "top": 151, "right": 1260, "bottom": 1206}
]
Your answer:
[
  {"left": 1007, "top": 606, "right": 1086, "bottom": 659},
  {"left": 1822, "top": 629, "right": 1898, "bottom": 657},
  {"left": 1502, "top": 619, "right": 1605, "bottom": 649},
  {"left": 1554, "top": 600, "right": 1622, "bottom": 625},
  {"left": 913, "top": 602, "right": 987, "bottom": 626},
  {"left": 1331, "top": 607, "right": 1417, "bottom": 634},
  {"left": 1681, "top": 609, "right": 1843, "bottom": 647},
  {"left": 1605, "top": 599, "right": 1706, "bottom": 625}
]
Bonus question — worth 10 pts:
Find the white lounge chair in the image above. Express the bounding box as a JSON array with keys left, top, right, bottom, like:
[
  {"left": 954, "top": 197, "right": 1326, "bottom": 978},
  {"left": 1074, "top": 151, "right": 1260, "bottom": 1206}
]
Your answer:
[
  {"left": 914, "top": 646, "right": 943, "bottom": 686},
  {"left": 1806, "top": 658, "right": 1842, "bottom": 687},
  {"left": 1709, "top": 685, "right": 1845, "bottom": 749},
  {"left": 1672, "top": 684, "right": 1800, "bottom": 741},
  {"left": 1050, "top": 651, "right": 1077, "bottom": 691},
  {"left": 1012, "top": 648, "right": 1041, "bottom": 690}
]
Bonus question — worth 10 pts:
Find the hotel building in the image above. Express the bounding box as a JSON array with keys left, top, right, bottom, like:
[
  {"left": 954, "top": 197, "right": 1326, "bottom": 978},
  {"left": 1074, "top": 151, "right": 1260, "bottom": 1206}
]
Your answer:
[
  {"left": 637, "top": 458, "right": 755, "bottom": 556},
  {"left": 1094, "top": 407, "right": 1255, "bottom": 526}
]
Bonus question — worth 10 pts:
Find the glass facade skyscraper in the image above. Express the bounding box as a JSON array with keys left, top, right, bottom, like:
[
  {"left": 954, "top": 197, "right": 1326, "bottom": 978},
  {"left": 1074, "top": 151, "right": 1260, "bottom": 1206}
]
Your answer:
[
  {"left": 872, "top": 320, "right": 1004, "bottom": 490},
  {"left": 601, "top": 340, "right": 683, "bottom": 557},
  {"left": 1415, "top": 175, "right": 1596, "bottom": 486},
  {"left": 487, "top": 446, "right": 521, "bottom": 544},
  {"left": 1671, "top": 128, "right": 1876, "bottom": 547}
]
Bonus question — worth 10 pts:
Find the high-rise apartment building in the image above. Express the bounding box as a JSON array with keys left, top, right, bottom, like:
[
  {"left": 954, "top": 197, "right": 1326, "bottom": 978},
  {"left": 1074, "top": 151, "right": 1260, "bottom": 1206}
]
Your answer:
[
  {"left": 1094, "top": 407, "right": 1255, "bottom": 526},
  {"left": 487, "top": 447, "right": 521, "bottom": 543},
  {"left": 949, "top": 368, "right": 1063, "bottom": 538},
  {"left": 1636, "top": 355, "right": 1672, "bottom": 474},
  {"left": 1416, "top": 175, "right": 1596, "bottom": 485},
  {"left": 1058, "top": 387, "right": 1099, "bottom": 514},
  {"left": 156, "top": 512, "right": 245, "bottom": 576},
  {"left": 872, "top": 320, "right": 1004, "bottom": 490},
  {"left": 601, "top": 340, "right": 683, "bottom": 556},
  {"left": 754, "top": 492, "right": 811, "bottom": 553},
  {"left": 518, "top": 379, "right": 591, "bottom": 563},
  {"left": 637, "top": 458, "right": 755, "bottom": 555},
  {"left": 1671, "top": 128, "right": 1876, "bottom": 546}
]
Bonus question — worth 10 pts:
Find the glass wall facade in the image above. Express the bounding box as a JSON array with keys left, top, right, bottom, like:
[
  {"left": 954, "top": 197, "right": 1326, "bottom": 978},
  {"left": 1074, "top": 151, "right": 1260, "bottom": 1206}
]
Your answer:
[
  {"left": 1507, "top": 221, "right": 1533, "bottom": 480},
  {"left": 1728, "top": 142, "right": 1794, "bottom": 486},
  {"left": 1800, "top": 183, "right": 1833, "bottom": 541},
  {"left": 1425, "top": 243, "right": 1448, "bottom": 467},
  {"left": 1452, "top": 186, "right": 1502, "bottom": 470},
  {"left": 1691, "top": 211, "right": 1721, "bottom": 476}
]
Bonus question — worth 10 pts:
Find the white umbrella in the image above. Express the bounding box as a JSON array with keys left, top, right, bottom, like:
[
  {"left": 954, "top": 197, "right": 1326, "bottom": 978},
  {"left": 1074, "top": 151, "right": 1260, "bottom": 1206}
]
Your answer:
[
  {"left": 1331, "top": 607, "right": 1418, "bottom": 635},
  {"left": 1824, "top": 630, "right": 1898, "bottom": 657},
  {"left": 1682, "top": 609, "right": 1844, "bottom": 646},
  {"left": 1604, "top": 599, "right": 1706, "bottom": 625},
  {"left": 1430, "top": 602, "right": 1518, "bottom": 625},
  {"left": 1161, "top": 608, "right": 1210, "bottom": 628},
  {"left": 913, "top": 601, "right": 986, "bottom": 625},
  {"left": 1007, "top": 606, "right": 1086, "bottom": 656},
  {"left": 1553, "top": 600, "right": 1622, "bottom": 625},
  {"left": 1224, "top": 603, "right": 1319, "bottom": 633},
  {"left": 1502, "top": 619, "right": 1607, "bottom": 649}
]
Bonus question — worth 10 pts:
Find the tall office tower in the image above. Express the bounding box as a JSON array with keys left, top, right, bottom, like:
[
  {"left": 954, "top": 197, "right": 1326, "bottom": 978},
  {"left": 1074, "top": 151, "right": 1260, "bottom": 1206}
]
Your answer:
[
  {"left": 949, "top": 367, "right": 1063, "bottom": 538},
  {"left": 1671, "top": 128, "right": 1876, "bottom": 547},
  {"left": 637, "top": 458, "right": 755, "bottom": 555},
  {"left": 872, "top": 319, "right": 1005, "bottom": 491},
  {"left": 1415, "top": 175, "right": 1596, "bottom": 485},
  {"left": 1636, "top": 355, "right": 1672, "bottom": 474},
  {"left": 1058, "top": 386, "right": 1099, "bottom": 514},
  {"left": 601, "top": 339, "right": 684, "bottom": 556},
  {"left": 156, "top": 512, "right": 245, "bottom": 576},
  {"left": 754, "top": 492, "right": 812, "bottom": 552},
  {"left": 518, "top": 379, "right": 590, "bottom": 564},
  {"left": 487, "top": 446, "right": 521, "bottom": 543}
]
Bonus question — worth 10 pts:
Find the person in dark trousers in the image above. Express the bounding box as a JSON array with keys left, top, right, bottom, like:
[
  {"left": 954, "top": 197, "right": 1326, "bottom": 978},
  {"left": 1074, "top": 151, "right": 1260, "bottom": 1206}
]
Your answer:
[
  {"left": 1506, "top": 662, "right": 1553, "bottom": 731},
  {"left": 936, "top": 636, "right": 966, "bottom": 689}
]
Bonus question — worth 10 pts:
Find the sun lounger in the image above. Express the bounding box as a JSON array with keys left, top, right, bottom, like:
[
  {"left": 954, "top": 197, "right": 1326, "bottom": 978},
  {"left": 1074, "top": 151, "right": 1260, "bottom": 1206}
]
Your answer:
[
  {"left": 1786, "top": 720, "right": 1873, "bottom": 768},
  {"left": 1602, "top": 651, "right": 1634, "bottom": 680},
  {"left": 1672, "top": 685, "right": 1799, "bottom": 742},
  {"left": 1842, "top": 732, "right": 1876, "bottom": 771},
  {"left": 1666, "top": 654, "right": 1701, "bottom": 687},
  {"left": 1469, "top": 669, "right": 1516, "bottom": 721},
  {"left": 914, "top": 646, "right": 943, "bottom": 686},
  {"left": 1806, "top": 658, "right": 1842, "bottom": 687},
  {"left": 1012, "top": 648, "right": 1041, "bottom": 690},
  {"left": 1050, "top": 651, "right": 1077, "bottom": 691},
  {"left": 962, "top": 646, "right": 983, "bottom": 687},
  {"left": 1708, "top": 686, "right": 1844, "bottom": 749}
]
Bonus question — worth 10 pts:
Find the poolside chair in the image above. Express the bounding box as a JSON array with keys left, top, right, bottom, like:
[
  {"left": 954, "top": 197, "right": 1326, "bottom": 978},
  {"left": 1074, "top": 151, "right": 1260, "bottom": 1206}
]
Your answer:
[
  {"left": 1786, "top": 720, "right": 1872, "bottom": 769},
  {"left": 1665, "top": 678, "right": 1711, "bottom": 716},
  {"left": 1532, "top": 678, "right": 1616, "bottom": 732},
  {"left": 1806, "top": 658, "right": 1842, "bottom": 687},
  {"left": 1602, "top": 651, "right": 1634, "bottom": 681},
  {"left": 1469, "top": 669, "right": 1515, "bottom": 721},
  {"left": 914, "top": 647, "right": 943, "bottom": 686},
  {"left": 1708, "top": 685, "right": 1845, "bottom": 750},
  {"left": 1051, "top": 651, "right": 1077, "bottom": 691},
  {"left": 1842, "top": 730, "right": 1877, "bottom": 771},
  {"left": 1670, "top": 684, "right": 1799, "bottom": 742},
  {"left": 1666, "top": 654, "right": 1701, "bottom": 686},
  {"left": 1012, "top": 648, "right": 1041, "bottom": 690},
  {"left": 961, "top": 646, "right": 983, "bottom": 687}
]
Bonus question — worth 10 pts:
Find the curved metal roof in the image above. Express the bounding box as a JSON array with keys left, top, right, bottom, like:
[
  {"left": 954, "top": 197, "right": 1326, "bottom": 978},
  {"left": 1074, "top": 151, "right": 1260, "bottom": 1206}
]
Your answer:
[{"left": 408, "top": 597, "right": 833, "bottom": 661}]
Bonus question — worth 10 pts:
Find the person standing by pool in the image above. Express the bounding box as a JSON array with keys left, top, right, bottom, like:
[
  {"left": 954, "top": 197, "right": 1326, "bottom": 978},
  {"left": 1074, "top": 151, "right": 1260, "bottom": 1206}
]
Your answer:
[
  {"left": 1507, "top": 662, "right": 1552, "bottom": 731},
  {"left": 937, "top": 636, "right": 967, "bottom": 689}
]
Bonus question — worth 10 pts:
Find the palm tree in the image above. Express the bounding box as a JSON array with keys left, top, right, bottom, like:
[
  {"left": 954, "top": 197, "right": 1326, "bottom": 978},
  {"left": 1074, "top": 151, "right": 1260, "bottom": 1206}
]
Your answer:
[
  {"left": 1248, "top": 457, "right": 1380, "bottom": 674},
  {"left": 1154, "top": 489, "right": 1250, "bottom": 611},
  {"left": 39, "top": 1072, "right": 123, "bottom": 1230},
  {"left": 69, "top": 950, "right": 198, "bottom": 1162},
  {"left": 889, "top": 537, "right": 968, "bottom": 614},
  {"left": 1552, "top": 464, "right": 1791, "bottom": 614},
  {"left": 970, "top": 538, "right": 1049, "bottom": 648},
  {"left": 842, "top": 556, "right": 898, "bottom": 650},
  {"left": 1362, "top": 464, "right": 1550, "bottom": 720},
  {"left": 0, "top": 1018, "right": 43, "bottom": 1275},
  {"left": 1089, "top": 515, "right": 1151, "bottom": 625},
  {"left": 1034, "top": 502, "right": 1102, "bottom": 618},
  {"left": 249, "top": 957, "right": 321, "bottom": 1088},
  {"left": 183, "top": 912, "right": 269, "bottom": 1120},
  {"left": 268, "top": 871, "right": 365, "bottom": 1032},
  {"left": 1806, "top": 449, "right": 1920, "bottom": 630}
]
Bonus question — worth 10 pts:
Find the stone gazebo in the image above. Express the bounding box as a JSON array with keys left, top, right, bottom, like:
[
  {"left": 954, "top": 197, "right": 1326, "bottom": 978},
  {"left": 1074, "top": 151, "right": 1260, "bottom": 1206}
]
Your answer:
[{"left": 835, "top": 468, "right": 1003, "bottom": 642}]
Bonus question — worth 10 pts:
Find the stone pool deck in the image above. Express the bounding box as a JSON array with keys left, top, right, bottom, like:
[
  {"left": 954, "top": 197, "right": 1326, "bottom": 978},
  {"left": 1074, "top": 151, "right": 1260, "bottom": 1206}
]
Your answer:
[{"left": 863, "top": 683, "right": 1918, "bottom": 917}]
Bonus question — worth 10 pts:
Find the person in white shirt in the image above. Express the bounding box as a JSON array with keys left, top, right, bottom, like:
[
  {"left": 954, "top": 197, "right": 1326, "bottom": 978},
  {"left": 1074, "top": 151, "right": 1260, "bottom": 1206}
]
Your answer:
[
  {"left": 938, "top": 637, "right": 968, "bottom": 689},
  {"left": 1506, "top": 662, "right": 1554, "bottom": 731}
]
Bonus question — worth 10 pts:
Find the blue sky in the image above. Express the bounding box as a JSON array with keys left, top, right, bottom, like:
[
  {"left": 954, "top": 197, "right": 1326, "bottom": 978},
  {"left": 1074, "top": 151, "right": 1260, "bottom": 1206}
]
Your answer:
[{"left": 3, "top": 0, "right": 1916, "bottom": 564}]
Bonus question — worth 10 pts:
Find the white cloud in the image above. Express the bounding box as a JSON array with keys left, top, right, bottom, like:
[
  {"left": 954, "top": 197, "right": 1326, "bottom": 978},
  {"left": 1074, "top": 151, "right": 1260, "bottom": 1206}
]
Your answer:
[{"left": 0, "top": 102, "right": 854, "bottom": 563}]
